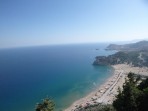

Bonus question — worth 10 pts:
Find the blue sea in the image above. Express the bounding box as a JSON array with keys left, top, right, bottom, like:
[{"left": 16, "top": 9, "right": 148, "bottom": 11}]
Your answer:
[{"left": 0, "top": 43, "right": 116, "bottom": 111}]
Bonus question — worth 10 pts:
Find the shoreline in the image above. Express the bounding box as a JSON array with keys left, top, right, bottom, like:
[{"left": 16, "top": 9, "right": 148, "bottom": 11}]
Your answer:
[{"left": 64, "top": 64, "right": 148, "bottom": 111}]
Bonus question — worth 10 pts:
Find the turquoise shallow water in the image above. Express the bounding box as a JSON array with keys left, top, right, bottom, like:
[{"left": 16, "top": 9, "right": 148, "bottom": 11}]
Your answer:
[{"left": 0, "top": 43, "right": 116, "bottom": 111}]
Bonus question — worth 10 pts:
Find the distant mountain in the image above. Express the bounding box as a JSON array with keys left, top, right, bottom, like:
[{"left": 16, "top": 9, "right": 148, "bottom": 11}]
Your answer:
[{"left": 106, "top": 40, "right": 148, "bottom": 51}]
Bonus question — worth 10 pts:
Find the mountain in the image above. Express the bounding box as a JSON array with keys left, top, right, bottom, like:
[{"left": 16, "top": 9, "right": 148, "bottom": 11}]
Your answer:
[
  {"left": 93, "top": 40, "right": 148, "bottom": 67},
  {"left": 106, "top": 40, "right": 148, "bottom": 51},
  {"left": 93, "top": 51, "right": 148, "bottom": 67}
]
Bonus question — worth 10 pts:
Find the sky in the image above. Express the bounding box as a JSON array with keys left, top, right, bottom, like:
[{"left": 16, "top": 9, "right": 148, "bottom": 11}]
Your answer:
[{"left": 0, "top": 0, "right": 148, "bottom": 48}]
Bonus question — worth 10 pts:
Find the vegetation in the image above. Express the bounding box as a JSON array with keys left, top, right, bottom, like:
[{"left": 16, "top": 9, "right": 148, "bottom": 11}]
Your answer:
[
  {"left": 75, "top": 104, "right": 116, "bottom": 111},
  {"left": 93, "top": 50, "right": 148, "bottom": 67},
  {"left": 35, "top": 97, "right": 55, "bottom": 111},
  {"left": 113, "top": 72, "right": 148, "bottom": 111}
]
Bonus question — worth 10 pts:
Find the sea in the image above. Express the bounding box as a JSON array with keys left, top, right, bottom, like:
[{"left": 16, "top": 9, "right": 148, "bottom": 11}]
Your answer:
[{"left": 0, "top": 43, "right": 116, "bottom": 111}]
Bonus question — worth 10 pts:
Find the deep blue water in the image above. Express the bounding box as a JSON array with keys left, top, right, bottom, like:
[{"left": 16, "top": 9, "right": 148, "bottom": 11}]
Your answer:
[{"left": 0, "top": 43, "right": 116, "bottom": 111}]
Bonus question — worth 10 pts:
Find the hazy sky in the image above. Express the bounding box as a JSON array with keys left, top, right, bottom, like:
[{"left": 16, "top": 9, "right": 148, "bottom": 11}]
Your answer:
[{"left": 0, "top": 0, "right": 148, "bottom": 48}]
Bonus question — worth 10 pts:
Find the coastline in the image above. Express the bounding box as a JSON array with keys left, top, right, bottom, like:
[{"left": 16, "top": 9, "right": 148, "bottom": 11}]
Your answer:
[{"left": 64, "top": 64, "right": 148, "bottom": 111}]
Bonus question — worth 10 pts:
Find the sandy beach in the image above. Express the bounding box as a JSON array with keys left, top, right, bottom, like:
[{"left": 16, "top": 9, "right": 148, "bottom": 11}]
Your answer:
[{"left": 64, "top": 64, "right": 148, "bottom": 111}]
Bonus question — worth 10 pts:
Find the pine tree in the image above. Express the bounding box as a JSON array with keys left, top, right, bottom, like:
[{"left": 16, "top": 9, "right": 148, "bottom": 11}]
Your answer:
[
  {"left": 35, "top": 98, "right": 55, "bottom": 111},
  {"left": 113, "top": 73, "right": 141, "bottom": 111}
]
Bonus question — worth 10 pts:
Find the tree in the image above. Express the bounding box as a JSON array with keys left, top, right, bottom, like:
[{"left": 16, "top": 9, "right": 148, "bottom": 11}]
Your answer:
[
  {"left": 35, "top": 98, "right": 55, "bottom": 111},
  {"left": 113, "top": 73, "right": 141, "bottom": 111},
  {"left": 113, "top": 88, "right": 124, "bottom": 111},
  {"left": 137, "top": 78, "right": 148, "bottom": 111},
  {"left": 138, "top": 78, "right": 148, "bottom": 90}
]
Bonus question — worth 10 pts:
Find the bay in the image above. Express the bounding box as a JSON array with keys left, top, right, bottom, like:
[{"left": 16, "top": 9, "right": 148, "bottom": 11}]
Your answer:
[{"left": 0, "top": 43, "right": 116, "bottom": 111}]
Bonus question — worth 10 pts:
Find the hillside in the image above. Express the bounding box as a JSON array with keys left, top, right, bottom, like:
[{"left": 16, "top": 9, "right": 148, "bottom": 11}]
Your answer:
[
  {"left": 94, "top": 41, "right": 148, "bottom": 67},
  {"left": 93, "top": 51, "right": 148, "bottom": 67},
  {"left": 106, "top": 40, "right": 148, "bottom": 51}
]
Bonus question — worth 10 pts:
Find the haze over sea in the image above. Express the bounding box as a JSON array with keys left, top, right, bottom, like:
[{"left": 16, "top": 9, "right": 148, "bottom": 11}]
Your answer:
[{"left": 0, "top": 43, "right": 116, "bottom": 111}]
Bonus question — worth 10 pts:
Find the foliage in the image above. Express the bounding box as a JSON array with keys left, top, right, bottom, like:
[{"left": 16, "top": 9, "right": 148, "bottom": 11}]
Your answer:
[
  {"left": 35, "top": 98, "right": 55, "bottom": 111},
  {"left": 108, "top": 51, "right": 141, "bottom": 66},
  {"left": 113, "top": 72, "right": 148, "bottom": 111},
  {"left": 94, "top": 50, "right": 148, "bottom": 67},
  {"left": 76, "top": 104, "right": 116, "bottom": 111}
]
